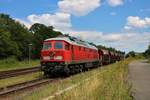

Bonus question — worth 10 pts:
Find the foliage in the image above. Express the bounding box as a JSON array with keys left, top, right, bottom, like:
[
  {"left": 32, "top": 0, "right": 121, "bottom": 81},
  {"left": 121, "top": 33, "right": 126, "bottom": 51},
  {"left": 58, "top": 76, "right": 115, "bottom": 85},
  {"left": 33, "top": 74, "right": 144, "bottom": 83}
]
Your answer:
[
  {"left": 0, "top": 29, "right": 21, "bottom": 58},
  {"left": 0, "top": 13, "right": 62, "bottom": 60},
  {"left": 0, "top": 14, "right": 33, "bottom": 59},
  {"left": 126, "top": 51, "right": 136, "bottom": 58}
]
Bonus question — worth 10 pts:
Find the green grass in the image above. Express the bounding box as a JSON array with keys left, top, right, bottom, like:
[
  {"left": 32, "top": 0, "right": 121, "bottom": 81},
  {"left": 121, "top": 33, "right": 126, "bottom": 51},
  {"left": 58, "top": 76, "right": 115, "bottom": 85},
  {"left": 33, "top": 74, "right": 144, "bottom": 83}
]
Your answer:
[
  {"left": 14, "top": 58, "right": 135, "bottom": 100},
  {"left": 134, "top": 55, "right": 145, "bottom": 59},
  {"left": 0, "top": 72, "right": 43, "bottom": 88},
  {"left": 54, "top": 58, "right": 133, "bottom": 100},
  {"left": 0, "top": 57, "right": 40, "bottom": 71}
]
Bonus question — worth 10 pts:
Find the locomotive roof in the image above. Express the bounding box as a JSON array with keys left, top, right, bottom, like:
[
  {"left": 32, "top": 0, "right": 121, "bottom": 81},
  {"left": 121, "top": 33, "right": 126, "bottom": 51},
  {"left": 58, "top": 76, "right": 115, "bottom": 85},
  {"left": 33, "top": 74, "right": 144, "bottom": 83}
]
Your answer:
[{"left": 45, "top": 36, "right": 98, "bottom": 50}]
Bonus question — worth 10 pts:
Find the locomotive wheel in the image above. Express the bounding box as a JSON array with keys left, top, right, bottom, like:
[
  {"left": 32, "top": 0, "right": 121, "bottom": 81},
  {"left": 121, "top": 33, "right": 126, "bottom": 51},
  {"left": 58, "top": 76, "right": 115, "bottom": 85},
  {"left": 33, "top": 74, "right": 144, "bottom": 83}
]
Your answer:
[
  {"left": 75, "top": 65, "right": 80, "bottom": 73},
  {"left": 69, "top": 65, "right": 80, "bottom": 75},
  {"left": 50, "top": 65, "right": 70, "bottom": 77},
  {"left": 63, "top": 66, "right": 70, "bottom": 77},
  {"left": 79, "top": 65, "right": 83, "bottom": 72},
  {"left": 44, "top": 71, "right": 50, "bottom": 78},
  {"left": 68, "top": 65, "right": 75, "bottom": 75}
]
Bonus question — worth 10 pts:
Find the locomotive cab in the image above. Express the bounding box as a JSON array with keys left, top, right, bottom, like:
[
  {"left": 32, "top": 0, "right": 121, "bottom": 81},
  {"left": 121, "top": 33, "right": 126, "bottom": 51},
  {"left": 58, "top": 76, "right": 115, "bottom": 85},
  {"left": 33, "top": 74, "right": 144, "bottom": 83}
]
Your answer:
[
  {"left": 40, "top": 40, "right": 72, "bottom": 73},
  {"left": 41, "top": 41, "right": 63, "bottom": 66}
]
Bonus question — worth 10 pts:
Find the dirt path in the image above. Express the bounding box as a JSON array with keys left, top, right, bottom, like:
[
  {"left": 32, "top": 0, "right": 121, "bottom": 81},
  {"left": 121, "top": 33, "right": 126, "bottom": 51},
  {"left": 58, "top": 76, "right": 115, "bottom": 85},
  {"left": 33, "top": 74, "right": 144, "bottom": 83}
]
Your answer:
[{"left": 128, "top": 60, "right": 150, "bottom": 100}]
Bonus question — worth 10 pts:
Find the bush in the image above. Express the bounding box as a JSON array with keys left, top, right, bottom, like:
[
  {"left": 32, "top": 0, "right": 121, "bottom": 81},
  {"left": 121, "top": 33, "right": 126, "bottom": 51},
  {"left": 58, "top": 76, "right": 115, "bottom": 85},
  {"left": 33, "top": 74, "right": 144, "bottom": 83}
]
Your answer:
[
  {"left": 144, "top": 45, "right": 150, "bottom": 58},
  {"left": 0, "top": 56, "right": 17, "bottom": 64},
  {"left": 126, "top": 51, "right": 135, "bottom": 58}
]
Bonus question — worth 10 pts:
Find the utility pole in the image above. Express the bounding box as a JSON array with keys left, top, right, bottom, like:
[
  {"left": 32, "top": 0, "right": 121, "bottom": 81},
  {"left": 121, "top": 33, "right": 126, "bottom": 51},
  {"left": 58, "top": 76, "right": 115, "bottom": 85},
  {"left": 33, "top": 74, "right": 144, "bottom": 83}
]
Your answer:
[{"left": 28, "top": 43, "right": 32, "bottom": 65}]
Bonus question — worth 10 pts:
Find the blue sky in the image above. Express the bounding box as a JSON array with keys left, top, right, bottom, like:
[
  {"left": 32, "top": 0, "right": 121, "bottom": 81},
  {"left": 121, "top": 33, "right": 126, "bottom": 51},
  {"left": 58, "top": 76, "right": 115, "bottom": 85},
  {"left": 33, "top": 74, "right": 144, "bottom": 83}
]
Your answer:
[{"left": 0, "top": 0, "right": 150, "bottom": 52}]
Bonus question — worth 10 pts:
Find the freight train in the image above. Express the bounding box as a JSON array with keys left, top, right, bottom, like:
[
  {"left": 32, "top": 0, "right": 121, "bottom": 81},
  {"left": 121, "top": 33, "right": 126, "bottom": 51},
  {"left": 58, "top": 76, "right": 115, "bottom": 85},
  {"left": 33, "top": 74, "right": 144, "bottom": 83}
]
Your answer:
[{"left": 40, "top": 35, "right": 124, "bottom": 77}]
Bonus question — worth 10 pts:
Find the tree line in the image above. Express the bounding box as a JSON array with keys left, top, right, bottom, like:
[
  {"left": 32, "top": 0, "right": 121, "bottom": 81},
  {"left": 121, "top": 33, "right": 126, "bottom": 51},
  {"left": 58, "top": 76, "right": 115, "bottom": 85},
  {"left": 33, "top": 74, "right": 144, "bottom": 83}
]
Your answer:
[
  {"left": 125, "top": 45, "right": 150, "bottom": 58},
  {"left": 0, "top": 13, "right": 62, "bottom": 60},
  {"left": 144, "top": 45, "right": 150, "bottom": 59}
]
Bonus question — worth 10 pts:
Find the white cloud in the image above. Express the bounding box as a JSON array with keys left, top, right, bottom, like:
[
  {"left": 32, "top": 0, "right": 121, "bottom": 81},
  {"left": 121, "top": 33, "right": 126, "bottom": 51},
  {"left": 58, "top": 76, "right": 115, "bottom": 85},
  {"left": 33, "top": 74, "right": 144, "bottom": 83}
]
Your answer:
[
  {"left": 16, "top": 12, "right": 72, "bottom": 30},
  {"left": 58, "top": 0, "right": 101, "bottom": 16},
  {"left": 27, "top": 12, "right": 72, "bottom": 30},
  {"left": 16, "top": 0, "right": 124, "bottom": 30},
  {"left": 107, "top": 0, "right": 123, "bottom": 7},
  {"left": 68, "top": 31, "right": 135, "bottom": 43},
  {"left": 17, "top": 0, "right": 101, "bottom": 29},
  {"left": 68, "top": 31, "right": 103, "bottom": 42},
  {"left": 66, "top": 30, "right": 150, "bottom": 52},
  {"left": 125, "top": 16, "right": 150, "bottom": 29},
  {"left": 101, "top": 33, "right": 135, "bottom": 42}
]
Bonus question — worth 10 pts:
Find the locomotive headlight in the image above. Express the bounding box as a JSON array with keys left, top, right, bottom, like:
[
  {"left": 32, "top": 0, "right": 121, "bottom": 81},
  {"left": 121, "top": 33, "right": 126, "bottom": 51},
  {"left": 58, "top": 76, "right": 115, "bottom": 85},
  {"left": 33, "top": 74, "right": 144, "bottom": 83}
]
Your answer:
[
  {"left": 43, "top": 56, "right": 50, "bottom": 60},
  {"left": 54, "top": 56, "right": 62, "bottom": 60}
]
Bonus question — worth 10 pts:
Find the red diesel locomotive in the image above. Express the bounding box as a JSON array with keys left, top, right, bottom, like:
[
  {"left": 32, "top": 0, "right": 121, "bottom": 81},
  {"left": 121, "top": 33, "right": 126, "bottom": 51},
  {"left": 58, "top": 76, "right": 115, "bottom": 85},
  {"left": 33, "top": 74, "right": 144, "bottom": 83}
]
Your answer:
[
  {"left": 40, "top": 35, "right": 124, "bottom": 76},
  {"left": 40, "top": 35, "right": 101, "bottom": 76}
]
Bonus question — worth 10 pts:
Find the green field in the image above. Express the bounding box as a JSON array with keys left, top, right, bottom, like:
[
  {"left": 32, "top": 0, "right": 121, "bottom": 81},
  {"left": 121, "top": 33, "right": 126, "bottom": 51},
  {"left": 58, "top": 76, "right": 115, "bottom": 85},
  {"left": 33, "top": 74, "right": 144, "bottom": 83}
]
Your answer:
[
  {"left": 14, "top": 58, "right": 134, "bottom": 100},
  {"left": 53, "top": 58, "right": 133, "bottom": 100},
  {"left": 0, "top": 57, "right": 40, "bottom": 71}
]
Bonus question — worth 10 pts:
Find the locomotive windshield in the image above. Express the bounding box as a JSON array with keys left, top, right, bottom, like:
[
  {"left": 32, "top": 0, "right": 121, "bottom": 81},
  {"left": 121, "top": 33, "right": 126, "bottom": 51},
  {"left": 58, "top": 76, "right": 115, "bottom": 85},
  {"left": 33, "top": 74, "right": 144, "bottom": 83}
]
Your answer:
[
  {"left": 43, "top": 42, "right": 52, "bottom": 50},
  {"left": 54, "top": 41, "right": 63, "bottom": 49}
]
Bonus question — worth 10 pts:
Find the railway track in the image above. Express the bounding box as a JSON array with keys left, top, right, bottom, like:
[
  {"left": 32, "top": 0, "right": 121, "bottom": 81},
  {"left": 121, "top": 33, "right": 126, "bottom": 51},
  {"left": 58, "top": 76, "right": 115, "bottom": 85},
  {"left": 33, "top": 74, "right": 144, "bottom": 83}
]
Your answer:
[
  {"left": 0, "top": 78, "right": 58, "bottom": 98},
  {"left": 0, "top": 66, "right": 40, "bottom": 79}
]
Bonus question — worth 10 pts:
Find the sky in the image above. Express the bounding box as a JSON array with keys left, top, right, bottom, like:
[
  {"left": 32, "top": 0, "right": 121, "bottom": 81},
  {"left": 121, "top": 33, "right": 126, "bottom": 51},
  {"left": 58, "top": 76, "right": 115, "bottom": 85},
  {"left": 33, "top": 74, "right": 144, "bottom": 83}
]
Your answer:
[{"left": 0, "top": 0, "right": 150, "bottom": 53}]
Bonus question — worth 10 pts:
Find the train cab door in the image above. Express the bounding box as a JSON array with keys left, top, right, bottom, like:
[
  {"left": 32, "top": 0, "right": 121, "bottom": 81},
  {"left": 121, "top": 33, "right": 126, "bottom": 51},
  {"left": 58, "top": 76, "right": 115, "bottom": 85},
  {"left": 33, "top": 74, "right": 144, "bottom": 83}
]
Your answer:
[{"left": 71, "top": 45, "right": 74, "bottom": 61}]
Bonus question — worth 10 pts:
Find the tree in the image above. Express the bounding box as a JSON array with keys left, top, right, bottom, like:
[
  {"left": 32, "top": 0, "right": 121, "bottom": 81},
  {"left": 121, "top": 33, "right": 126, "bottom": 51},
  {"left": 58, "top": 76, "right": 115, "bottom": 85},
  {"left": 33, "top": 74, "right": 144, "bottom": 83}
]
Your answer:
[
  {"left": 0, "top": 13, "right": 33, "bottom": 60},
  {"left": 0, "top": 28, "right": 21, "bottom": 58},
  {"left": 126, "top": 51, "right": 135, "bottom": 58},
  {"left": 144, "top": 45, "right": 150, "bottom": 58},
  {"left": 0, "top": 14, "right": 63, "bottom": 59}
]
